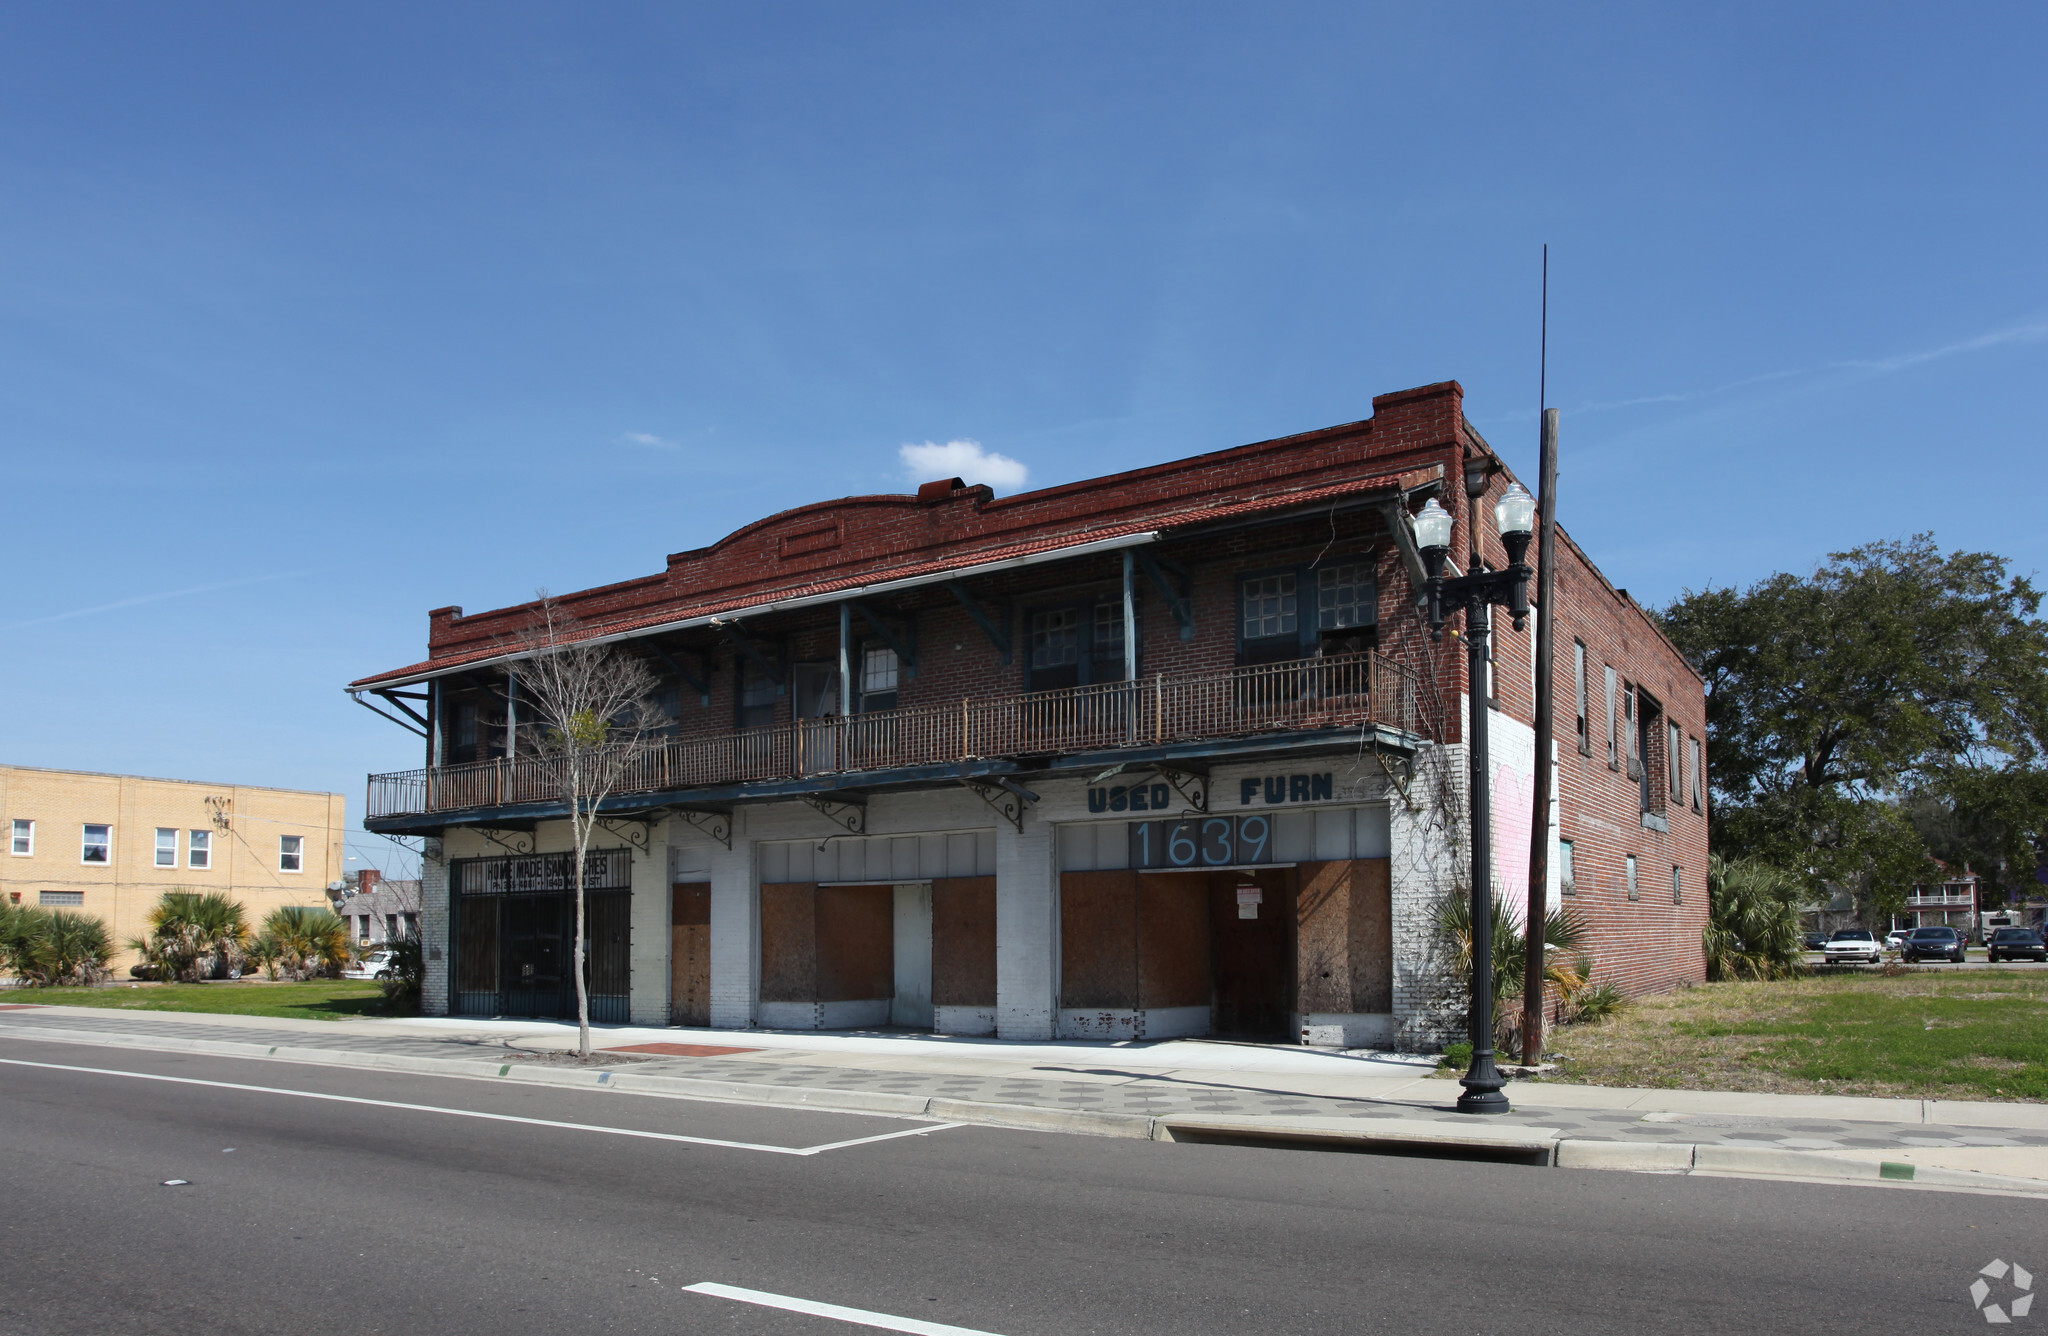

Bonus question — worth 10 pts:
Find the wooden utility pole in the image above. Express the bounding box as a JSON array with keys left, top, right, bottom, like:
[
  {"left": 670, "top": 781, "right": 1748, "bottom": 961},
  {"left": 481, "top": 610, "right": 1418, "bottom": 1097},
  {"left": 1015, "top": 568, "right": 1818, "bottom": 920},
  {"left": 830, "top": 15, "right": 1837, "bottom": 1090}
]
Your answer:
[{"left": 1522, "top": 406, "right": 1560, "bottom": 1063}]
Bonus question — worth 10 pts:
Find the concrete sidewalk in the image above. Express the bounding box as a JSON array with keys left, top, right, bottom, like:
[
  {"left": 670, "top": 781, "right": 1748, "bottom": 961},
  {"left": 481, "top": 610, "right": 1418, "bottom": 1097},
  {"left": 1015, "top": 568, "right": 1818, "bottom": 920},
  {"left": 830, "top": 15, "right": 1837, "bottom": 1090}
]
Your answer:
[{"left": 4, "top": 1003, "right": 2046, "bottom": 1195}]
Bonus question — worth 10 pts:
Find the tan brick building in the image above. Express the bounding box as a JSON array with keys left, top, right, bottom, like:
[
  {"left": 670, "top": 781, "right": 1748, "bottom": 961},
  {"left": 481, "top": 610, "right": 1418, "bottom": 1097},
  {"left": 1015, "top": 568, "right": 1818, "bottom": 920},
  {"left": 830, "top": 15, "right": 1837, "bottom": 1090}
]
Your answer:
[{"left": 0, "top": 765, "right": 346, "bottom": 970}]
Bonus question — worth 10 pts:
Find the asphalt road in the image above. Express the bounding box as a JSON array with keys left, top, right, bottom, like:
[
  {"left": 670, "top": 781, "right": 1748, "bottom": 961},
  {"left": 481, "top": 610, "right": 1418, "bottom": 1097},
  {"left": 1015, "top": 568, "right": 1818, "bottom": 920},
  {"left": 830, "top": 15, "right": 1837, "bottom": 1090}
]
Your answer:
[{"left": 0, "top": 1036, "right": 2040, "bottom": 1336}]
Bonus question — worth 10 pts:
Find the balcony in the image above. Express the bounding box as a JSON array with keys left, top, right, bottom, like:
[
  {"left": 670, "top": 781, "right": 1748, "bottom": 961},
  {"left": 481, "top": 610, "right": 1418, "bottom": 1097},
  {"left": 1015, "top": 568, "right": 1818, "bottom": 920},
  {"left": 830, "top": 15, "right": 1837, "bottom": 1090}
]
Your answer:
[
  {"left": 367, "top": 650, "right": 1420, "bottom": 821},
  {"left": 1907, "top": 891, "right": 1975, "bottom": 907}
]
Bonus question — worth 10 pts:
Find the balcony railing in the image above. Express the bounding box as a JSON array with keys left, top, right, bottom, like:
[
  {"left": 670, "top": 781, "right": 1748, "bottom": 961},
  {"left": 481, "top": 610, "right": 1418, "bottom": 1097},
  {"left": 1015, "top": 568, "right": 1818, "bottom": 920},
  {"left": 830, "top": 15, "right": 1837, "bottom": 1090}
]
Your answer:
[
  {"left": 367, "top": 650, "right": 1419, "bottom": 821},
  {"left": 1906, "top": 891, "right": 1975, "bottom": 907}
]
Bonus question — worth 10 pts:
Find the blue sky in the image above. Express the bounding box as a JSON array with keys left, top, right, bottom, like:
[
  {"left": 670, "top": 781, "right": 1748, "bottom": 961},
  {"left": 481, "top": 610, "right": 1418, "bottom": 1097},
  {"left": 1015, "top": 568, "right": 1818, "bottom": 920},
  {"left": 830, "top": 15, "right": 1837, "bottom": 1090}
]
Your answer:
[{"left": 3, "top": 4, "right": 2043, "bottom": 877}]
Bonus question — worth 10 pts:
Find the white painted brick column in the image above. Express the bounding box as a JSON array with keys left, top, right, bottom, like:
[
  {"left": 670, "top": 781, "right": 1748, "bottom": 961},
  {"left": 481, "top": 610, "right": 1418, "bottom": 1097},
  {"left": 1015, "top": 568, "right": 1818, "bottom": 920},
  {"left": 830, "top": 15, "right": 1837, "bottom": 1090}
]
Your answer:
[
  {"left": 628, "top": 822, "right": 671, "bottom": 1026},
  {"left": 994, "top": 810, "right": 1057, "bottom": 1040},
  {"left": 419, "top": 838, "right": 450, "bottom": 1016},
  {"left": 1390, "top": 744, "right": 1465, "bottom": 1050},
  {"left": 707, "top": 817, "right": 756, "bottom": 1030}
]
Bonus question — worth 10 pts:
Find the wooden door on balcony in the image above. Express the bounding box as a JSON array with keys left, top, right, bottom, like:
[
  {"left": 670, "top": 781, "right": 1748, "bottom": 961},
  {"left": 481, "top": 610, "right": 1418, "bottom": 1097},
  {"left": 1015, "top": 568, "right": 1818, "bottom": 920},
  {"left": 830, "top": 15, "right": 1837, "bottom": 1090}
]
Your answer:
[{"left": 671, "top": 882, "right": 711, "bottom": 1026}]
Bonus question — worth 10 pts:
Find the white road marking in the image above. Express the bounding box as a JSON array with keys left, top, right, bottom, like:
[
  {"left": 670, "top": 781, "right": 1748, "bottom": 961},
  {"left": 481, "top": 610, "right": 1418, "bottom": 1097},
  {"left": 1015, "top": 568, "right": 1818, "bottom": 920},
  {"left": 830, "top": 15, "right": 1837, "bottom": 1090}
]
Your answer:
[
  {"left": 685, "top": 1282, "right": 1011, "bottom": 1336},
  {"left": 0, "top": 1057, "right": 964, "bottom": 1156}
]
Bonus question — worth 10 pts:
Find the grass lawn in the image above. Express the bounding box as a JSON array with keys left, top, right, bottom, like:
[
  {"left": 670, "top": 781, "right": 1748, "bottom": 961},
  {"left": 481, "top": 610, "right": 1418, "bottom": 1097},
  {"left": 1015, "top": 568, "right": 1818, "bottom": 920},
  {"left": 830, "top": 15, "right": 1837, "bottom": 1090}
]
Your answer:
[
  {"left": 6, "top": 979, "right": 399, "bottom": 1022},
  {"left": 1539, "top": 969, "right": 2048, "bottom": 1102}
]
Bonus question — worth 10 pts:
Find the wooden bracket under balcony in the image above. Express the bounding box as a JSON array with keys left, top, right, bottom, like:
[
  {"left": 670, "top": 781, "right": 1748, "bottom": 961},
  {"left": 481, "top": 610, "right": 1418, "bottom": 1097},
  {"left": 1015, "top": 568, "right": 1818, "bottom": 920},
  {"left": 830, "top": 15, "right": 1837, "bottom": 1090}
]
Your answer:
[{"left": 799, "top": 796, "right": 866, "bottom": 835}]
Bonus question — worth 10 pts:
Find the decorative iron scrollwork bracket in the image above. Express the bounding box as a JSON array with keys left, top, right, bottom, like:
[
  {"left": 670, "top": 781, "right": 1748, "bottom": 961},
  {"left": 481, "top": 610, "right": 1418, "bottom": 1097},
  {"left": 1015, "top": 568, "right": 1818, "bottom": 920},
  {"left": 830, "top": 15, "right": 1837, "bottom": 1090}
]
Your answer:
[
  {"left": 673, "top": 807, "right": 732, "bottom": 850},
  {"left": 957, "top": 776, "right": 1038, "bottom": 833},
  {"left": 1153, "top": 765, "right": 1209, "bottom": 813},
  {"left": 799, "top": 796, "right": 866, "bottom": 835},
  {"left": 477, "top": 827, "right": 534, "bottom": 856},
  {"left": 596, "top": 816, "right": 656, "bottom": 855}
]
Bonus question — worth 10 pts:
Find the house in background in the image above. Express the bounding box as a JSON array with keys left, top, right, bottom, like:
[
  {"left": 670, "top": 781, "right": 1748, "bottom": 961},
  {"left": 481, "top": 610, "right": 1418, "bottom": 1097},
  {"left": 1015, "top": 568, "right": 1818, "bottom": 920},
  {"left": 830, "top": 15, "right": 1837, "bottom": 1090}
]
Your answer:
[
  {"left": 0, "top": 765, "right": 345, "bottom": 970},
  {"left": 353, "top": 381, "right": 1708, "bottom": 1046},
  {"left": 330, "top": 869, "right": 421, "bottom": 945}
]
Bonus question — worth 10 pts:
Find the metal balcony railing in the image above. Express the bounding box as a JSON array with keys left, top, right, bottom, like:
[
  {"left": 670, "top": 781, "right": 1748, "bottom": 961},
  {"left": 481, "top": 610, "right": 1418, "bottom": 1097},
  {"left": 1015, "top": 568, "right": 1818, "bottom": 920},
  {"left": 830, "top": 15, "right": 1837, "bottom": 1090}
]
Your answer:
[{"left": 366, "top": 650, "right": 1419, "bottom": 820}]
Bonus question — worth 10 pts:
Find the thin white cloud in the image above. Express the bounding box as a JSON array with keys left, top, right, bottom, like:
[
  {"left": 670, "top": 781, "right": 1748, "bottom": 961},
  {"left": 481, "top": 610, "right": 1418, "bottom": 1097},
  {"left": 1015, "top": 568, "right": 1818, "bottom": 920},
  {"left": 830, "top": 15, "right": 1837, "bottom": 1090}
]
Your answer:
[
  {"left": 1, "top": 567, "right": 337, "bottom": 633},
  {"left": 620, "top": 431, "right": 678, "bottom": 449},
  {"left": 1831, "top": 319, "right": 2048, "bottom": 374},
  {"left": 899, "top": 438, "right": 1029, "bottom": 493}
]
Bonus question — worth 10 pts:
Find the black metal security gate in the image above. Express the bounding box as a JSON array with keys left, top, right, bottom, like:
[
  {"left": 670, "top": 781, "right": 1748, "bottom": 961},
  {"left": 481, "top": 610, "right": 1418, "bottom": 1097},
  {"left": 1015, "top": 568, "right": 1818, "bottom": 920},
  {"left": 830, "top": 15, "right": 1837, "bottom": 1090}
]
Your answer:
[{"left": 451, "top": 848, "right": 633, "bottom": 1023}]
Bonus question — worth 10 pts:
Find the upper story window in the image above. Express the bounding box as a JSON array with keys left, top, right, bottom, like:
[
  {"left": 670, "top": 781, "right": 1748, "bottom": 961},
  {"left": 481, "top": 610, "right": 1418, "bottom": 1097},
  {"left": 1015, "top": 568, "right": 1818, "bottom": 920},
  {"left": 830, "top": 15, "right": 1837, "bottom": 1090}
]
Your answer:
[
  {"left": 1689, "top": 737, "right": 1704, "bottom": 814},
  {"left": 1635, "top": 688, "right": 1667, "bottom": 816},
  {"left": 189, "top": 829, "right": 212, "bottom": 869},
  {"left": 10, "top": 819, "right": 31, "bottom": 856},
  {"left": 1604, "top": 666, "right": 1619, "bottom": 769},
  {"left": 1573, "top": 641, "right": 1590, "bottom": 754},
  {"left": 81, "top": 824, "right": 111, "bottom": 865},
  {"left": 1669, "top": 720, "right": 1684, "bottom": 802},
  {"left": 1239, "top": 573, "right": 1301, "bottom": 668},
  {"left": 155, "top": 827, "right": 178, "bottom": 868},
  {"left": 279, "top": 834, "right": 304, "bottom": 873},
  {"left": 738, "top": 661, "right": 777, "bottom": 730},
  {"left": 1559, "top": 838, "right": 1576, "bottom": 896},
  {"left": 1316, "top": 564, "right": 1372, "bottom": 630},
  {"left": 1626, "top": 853, "right": 1640, "bottom": 901},
  {"left": 859, "top": 645, "right": 900, "bottom": 712},
  {"left": 1028, "top": 602, "right": 1127, "bottom": 691}
]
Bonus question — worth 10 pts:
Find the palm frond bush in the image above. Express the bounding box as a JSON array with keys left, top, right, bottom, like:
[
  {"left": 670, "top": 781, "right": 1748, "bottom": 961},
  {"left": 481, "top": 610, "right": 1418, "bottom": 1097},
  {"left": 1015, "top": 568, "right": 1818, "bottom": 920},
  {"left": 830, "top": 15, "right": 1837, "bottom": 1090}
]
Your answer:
[
  {"left": 1704, "top": 855, "right": 1805, "bottom": 981},
  {"left": 1435, "top": 891, "right": 1593, "bottom": 1059},
  {"left": 139, "top": 892, "right": 253, "bottom": 981},
  {"left": 4, "top": 907, "right": 113, "bottom": 986},
  {"left": 258, "top": 906, "right": 351, "bottom": 981}
]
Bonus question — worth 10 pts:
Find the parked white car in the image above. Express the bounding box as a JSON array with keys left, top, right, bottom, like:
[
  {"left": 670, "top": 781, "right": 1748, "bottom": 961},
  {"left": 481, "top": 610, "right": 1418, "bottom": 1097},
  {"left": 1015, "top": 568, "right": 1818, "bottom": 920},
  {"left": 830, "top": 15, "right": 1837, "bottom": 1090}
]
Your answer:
[
  {"left": 343, "top": 950, "right": 396, "bottom": 980},
  {"left": 1822, "top": 928, "right": 1883, "bottom": 965}
]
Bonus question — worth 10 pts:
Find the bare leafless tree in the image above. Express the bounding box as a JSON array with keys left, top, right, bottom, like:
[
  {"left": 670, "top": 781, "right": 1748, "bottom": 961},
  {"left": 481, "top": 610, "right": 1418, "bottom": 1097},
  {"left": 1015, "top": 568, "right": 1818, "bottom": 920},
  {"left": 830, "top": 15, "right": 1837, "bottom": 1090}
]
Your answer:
[{"left": 508, "top": 593, "right": 663, "bottom": 1056}]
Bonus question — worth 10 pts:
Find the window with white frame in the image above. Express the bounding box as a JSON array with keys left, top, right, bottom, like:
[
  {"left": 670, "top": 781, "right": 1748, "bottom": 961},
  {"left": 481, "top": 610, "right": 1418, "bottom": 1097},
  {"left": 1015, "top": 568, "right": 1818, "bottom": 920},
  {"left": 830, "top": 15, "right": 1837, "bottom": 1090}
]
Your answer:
[
  {"left": 1604, "top": 666, "right": 1619, "bottom": 769},
  {"left": 10, "top": 819, "right": 31, "bottom": 856},
  {"left": 155, "top": 827, "right": 178, "bottom": 868},
  {"left": 1559, "top": 839, "right": 1576, "bottom": 896},
  {"left": 1689, "top": 737, "right": 1704, "bottom": 814},
  {"left": 1573, "top": 640, "right": 1589, "bottom": 754},
  {"left": 279, "top": 834, "right": 304, "bottom": 873},
  {"left": 189, "top": 829, "right": 211, "bottom": 869},
  {"left": 1241, "top": 573, "right": 1297, "bottom": 640},
  {"left": 859, "top": 644, "right": 900, "bottom": 712},
  {"left": 81, "top": 824, "right": 111, "bottom": 865},
  {"left": 1626, "top": 853, "right": 1639, "bottom": 902}
]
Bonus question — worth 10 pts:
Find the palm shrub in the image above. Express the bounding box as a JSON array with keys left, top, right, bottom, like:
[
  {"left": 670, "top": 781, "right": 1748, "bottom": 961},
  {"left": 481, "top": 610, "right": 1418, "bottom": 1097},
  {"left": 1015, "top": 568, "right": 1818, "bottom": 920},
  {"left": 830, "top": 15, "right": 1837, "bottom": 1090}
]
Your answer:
[
  {"left": 1704, "top": 855, "right": 1805, "bottom": 981},
  {"left": 259, "top": 906, "right": 351, "bottom": 980},
  {"left": 129, "top": 892, "right": 249, "bottom": 981},
  {"left": 1436, "top": 891, "right": 1592, "bottom": 1060},
  {"left": 378, "top": 933, "right": 424, "bottom": 1010},
  {"left": 4, "top": 907, "right": 114, "bottom": 986}
]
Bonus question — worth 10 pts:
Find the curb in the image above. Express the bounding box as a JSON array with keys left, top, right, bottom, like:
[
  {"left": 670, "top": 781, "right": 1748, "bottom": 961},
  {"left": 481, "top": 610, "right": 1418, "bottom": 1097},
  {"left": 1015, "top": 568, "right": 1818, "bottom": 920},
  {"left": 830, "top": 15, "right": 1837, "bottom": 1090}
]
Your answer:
[{"left": 6, "top": 1021, "right": 2046, "bottom": 1195}]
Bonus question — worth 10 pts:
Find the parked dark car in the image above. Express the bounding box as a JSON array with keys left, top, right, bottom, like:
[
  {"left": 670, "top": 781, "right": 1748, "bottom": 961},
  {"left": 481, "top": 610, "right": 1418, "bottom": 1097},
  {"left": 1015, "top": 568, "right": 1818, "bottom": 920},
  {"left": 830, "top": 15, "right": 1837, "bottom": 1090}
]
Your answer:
[
  {"left": 1987, "top": 927, "right": 2048, "bottom": 964},
  {"left": 1901, "top": 925, "right": 1967, "bottom": 964},
  {"left": 1802, "top": 931, "right": 1827, "bottom": 951}
]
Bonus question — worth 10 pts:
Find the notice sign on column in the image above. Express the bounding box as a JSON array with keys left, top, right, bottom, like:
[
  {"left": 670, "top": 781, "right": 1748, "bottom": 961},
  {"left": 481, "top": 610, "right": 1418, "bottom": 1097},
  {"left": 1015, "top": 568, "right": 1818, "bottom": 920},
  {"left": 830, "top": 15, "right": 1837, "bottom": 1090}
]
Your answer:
[{"left": 1127, "top": 815, "right": 1272, "bottom": 869}]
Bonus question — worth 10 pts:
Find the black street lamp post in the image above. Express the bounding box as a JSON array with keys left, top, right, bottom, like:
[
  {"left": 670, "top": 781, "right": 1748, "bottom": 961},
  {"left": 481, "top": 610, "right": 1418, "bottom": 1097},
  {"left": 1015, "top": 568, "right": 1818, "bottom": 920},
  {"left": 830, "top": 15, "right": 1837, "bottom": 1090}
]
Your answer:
[{"left": 1411, "top": 482, "right": 1537, "bottom": 1115}]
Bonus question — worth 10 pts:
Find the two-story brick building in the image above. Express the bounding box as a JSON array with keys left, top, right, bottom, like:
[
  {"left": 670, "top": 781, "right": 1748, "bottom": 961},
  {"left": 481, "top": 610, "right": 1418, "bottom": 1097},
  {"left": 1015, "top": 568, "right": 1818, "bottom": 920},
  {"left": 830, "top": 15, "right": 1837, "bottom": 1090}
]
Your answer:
[{"left": 352, "top": 381, "right": 1707, "bottom": 1047}]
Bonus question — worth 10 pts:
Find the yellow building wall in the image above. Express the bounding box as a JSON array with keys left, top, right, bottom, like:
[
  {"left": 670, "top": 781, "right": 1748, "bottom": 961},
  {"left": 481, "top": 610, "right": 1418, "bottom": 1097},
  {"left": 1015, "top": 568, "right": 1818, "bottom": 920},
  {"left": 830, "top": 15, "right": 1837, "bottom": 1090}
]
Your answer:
[{"left": 0, "top": 765, "right": 346, "bottom": 972}]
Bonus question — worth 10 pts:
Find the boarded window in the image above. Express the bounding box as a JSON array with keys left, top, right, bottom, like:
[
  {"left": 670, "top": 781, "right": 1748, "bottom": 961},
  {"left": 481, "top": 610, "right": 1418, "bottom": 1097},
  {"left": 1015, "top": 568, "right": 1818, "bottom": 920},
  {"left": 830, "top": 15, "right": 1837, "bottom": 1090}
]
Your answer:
[{"left": 1573, "top": 640, "right": 1589, "bottom": 754}]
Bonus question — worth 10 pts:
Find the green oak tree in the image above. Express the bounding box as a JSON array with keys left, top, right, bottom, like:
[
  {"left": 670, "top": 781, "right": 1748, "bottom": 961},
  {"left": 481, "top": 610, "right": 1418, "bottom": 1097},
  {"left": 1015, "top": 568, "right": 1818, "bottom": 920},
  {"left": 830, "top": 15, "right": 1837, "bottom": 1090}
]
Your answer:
[{"left": 1658, "top": 535, "right": 2048, "bottom": 922}]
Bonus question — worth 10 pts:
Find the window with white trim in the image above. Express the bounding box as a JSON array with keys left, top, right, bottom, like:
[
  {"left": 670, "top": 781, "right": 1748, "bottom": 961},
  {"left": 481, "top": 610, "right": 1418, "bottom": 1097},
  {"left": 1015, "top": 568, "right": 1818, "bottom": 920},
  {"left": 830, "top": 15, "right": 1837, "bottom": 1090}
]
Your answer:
[
  {"left": 81, "top": 824, "right": 111, "bottom": 865},
  {"left": 155, "top": 827, "right": 178, "bottom": 868},
  {"left": 1573, "top": 640, "right": 1589, "bottom": 754},
  {"left": 10, "top": 819, "right": 31, "bottom": 856},
  {"left": 189, "top": 829, "right": 212, "bottom": 869},
  {"left": 279, "top": 834, "right": 304, "bottom": 873},
  {"left": 859, "top": 644, "right": 900, "bottom": 712},
  {"left": 1689, "top": 737, "right": 1704, "bottom": 814}
]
